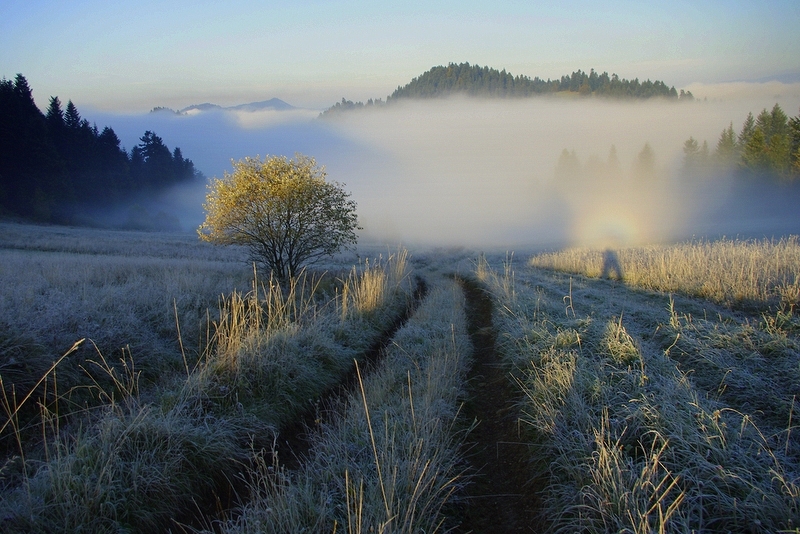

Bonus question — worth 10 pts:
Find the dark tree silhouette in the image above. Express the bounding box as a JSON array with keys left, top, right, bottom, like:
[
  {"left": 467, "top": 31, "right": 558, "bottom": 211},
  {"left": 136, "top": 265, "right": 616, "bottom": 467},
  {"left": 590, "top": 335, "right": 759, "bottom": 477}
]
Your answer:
[
  {"left": 323, "top": 63, "right": 682, "bottom": 115},
  {"left": 0, "top": 73, "right": 203, "bottom": 226}
]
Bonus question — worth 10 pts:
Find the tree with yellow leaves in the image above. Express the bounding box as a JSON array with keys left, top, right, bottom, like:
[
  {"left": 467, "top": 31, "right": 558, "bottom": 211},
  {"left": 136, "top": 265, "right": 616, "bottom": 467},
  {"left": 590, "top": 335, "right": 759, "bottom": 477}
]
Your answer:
[{"left": 198, "top": 154, "right": 359, "bottom": 282}]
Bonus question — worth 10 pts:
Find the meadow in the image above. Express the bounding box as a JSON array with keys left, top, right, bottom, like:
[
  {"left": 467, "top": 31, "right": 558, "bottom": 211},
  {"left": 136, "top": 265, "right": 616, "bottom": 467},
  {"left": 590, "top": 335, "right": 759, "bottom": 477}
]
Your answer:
[
  {"left": 1, "top": 221, "right": 799, "bottom": 533},
  {"left": 492, "top": 239, "right": 800, "bottom": 532}
]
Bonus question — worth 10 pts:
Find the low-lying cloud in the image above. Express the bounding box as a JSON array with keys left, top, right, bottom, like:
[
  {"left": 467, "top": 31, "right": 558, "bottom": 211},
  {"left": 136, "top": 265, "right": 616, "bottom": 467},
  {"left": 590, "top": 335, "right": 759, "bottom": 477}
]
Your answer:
[
  {"left": 684, "top": 80, "right": 800, "bottom": 103},
  {"left": 89, "top": 86, "right": 800, "bottom": 250}
]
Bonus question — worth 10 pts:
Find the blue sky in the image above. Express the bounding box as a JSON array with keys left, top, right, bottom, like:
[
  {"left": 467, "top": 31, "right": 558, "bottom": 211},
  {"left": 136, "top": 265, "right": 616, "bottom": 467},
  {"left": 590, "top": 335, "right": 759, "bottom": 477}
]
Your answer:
[{"left": 2, "top": 0, "right": 799, "bottom": 112}]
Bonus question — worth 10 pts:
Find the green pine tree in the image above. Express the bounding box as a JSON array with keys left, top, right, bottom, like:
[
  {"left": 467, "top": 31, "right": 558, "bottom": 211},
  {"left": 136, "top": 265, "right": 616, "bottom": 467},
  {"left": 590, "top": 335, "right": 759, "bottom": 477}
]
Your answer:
[
  {"left": 742, "top": 127, "right": 769, "bottom": 172},
  {"left": 738, "top": 112, "right": 756, "bottom": 152},
  {"left": 715, "top": 122, "right": 738, "bottom": 167}
]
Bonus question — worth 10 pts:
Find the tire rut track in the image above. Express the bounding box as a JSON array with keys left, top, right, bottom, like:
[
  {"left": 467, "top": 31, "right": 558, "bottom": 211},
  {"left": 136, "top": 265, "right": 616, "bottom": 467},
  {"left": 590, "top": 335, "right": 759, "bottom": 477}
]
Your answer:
[
  {"left": 275, "top": 275, "right": 429, "bottom": 471},
  {"left": 454, "top": 276, "right": 543, "bottom": 533},
  {"left": 188, "top": 277, "right": 429, "bottom": 532},
  {"left": 522, "top": 269, "right": 799, "bottom": 452}
]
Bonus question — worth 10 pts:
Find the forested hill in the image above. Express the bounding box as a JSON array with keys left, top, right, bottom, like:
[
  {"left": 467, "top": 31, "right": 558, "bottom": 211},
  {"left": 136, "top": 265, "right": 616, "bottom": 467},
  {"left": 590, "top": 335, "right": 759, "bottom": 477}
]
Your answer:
[
  {"left": 0, "top": 74, "right": 202, "bottom": 229},
  {"left": 322, "top": 62, "right": 692, "bottom": 115},
  {"left": 392, "top": 63, "right": 683, "bottom": 99}
]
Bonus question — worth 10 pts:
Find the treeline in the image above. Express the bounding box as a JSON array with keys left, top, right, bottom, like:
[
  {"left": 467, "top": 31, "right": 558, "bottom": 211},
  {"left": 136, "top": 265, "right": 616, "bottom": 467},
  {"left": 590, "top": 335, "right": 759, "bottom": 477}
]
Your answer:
[
  {"left": 322, "top": 63, "right": 691, "bottom": 115},
  {"left": 549, "top": 105, "right": 800, "bottom": 242},
  {"left": 391, "top": 63, "right": 685, "bottom": 100},
  {"left": 554, "top": 143, "right": 659, "bottom": 186},
  {"left": 683, "top": 103, "right": 800, "bottom": 180},
  {"left": 0, "top": 74, "right": 201, "bottom": 225},
  {"left": 551, "top": 103, "right": 800, "bottom": 185}
]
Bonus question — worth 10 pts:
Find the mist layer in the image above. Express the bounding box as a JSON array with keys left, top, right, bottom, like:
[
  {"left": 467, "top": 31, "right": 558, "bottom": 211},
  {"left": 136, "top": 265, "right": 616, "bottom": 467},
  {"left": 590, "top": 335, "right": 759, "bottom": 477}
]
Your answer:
[{"left": 91, "top": 92, "right": 800, "bottom": 248}]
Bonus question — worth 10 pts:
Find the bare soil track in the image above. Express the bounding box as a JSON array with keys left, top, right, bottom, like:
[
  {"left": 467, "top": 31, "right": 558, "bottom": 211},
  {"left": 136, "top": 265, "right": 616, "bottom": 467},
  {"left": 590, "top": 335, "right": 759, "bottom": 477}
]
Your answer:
[
  {"left": 454, "top": 277, "right": 543, "bottom": 533},
  {"left": 195, "top": 275, "right": 548, "bottom": 532},
  {"left": 275, "top": 275, "right": 429, "bottom": 471},
  {"left": 185, "top": 277, "right": 430, "bottom": 532}
]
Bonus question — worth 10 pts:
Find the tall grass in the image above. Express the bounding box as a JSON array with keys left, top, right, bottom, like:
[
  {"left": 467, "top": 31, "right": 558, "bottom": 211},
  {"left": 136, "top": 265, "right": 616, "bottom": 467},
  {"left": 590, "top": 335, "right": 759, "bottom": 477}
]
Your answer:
[
  {"left": 188, "top": 250, "right": 412, "bottom": 427},
  {"left": 215, "top": 277, "right": 471, "bottom": 533},
  {"left": 481, "top": 257, "right": 800, "bottom": 532},
  {"left": 0, "top": 344, "right": 247, "bottom": 533},
  {"left": 339, "top": 251, "right": 408, "bottom": 320},
  {"left": 0, "top": 236, "right": 414, "bottom": 532},
  {"left": 529, "top": 236, "right": 800, "bottom": 311},
  {"left": 0, "top": 224, "right": 253, "bottom": 389}
]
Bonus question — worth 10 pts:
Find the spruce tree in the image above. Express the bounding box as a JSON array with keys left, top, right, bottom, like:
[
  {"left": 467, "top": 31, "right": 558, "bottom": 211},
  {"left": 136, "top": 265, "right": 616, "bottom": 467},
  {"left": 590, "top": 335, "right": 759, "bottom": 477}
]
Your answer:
[
  {"left": 715, "top": 123, "right": 738, "bottom": 167},
  {"left": 767, "top": 133, "right": 791, "bottom": 176},
  {"left": 46, "top": 96, "right": 64, "bottom": 131},
  {"left": 738, "top": 112, "right": 756, "bottom": 151},
  {"left": 64, "top": 100, "right": 81, "bottom": 129},
  {"left": 789, "top": 111, "right": 800, "bottom": 175},
  {"left": 769, "top": 103, "right": 789, "bottom": 139},
  {"left": 12, "top": 74, "right": 38, "bottom": 115},
  {"left": 742, "top": 128, "right": 769, "bottom": 172},
  {"left": 634, "top": 143, "right": 656, "bottom": 180}
]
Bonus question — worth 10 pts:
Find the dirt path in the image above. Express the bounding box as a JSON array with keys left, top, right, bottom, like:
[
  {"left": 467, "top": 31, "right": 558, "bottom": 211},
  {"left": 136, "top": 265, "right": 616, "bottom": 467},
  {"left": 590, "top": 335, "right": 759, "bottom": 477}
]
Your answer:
[
  {"left": 450, "top": 268, "right": 747, "bottom": 533},
  {"left": 276, "top": 275, "right": 429, "bottom": 470},
  {"left": 454, "top": 277, "right": 543, "bottom": 533},
  {"left": 188, "top": 277, "right": 430, "bottom": 531}
]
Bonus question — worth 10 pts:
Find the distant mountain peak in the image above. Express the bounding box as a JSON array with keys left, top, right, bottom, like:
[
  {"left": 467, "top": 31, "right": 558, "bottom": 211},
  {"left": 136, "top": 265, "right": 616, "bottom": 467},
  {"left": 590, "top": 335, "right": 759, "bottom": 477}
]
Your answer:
[{"left": 228, "top": 98, "right": 296, "bottom": 112}]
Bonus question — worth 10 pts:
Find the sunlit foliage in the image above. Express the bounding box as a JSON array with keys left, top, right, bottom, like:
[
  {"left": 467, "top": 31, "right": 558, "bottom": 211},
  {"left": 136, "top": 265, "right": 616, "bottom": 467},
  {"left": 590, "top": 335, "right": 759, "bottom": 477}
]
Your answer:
[{"left": 198, "top": 154, "right": 359, "bottom": 282}]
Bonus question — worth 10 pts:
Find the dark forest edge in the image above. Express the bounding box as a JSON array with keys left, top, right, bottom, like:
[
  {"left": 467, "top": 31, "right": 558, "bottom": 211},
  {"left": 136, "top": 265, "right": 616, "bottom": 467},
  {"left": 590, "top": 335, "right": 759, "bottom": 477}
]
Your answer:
[
  {"left": 321, "top": 62, "right": 693, "bottom": 116},
  {"left": 0, "top": 74, "right": 203, "bottom": 230},
  {"left": 681, "top": 103, "right": 800, "bottom": 181}
]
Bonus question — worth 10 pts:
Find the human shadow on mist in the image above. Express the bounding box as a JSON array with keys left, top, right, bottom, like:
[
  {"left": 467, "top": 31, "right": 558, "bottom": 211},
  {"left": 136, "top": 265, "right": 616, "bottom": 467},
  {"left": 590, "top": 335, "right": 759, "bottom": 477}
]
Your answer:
[{"left": 601, "top": 249, "right": 623, "bottom": 280}]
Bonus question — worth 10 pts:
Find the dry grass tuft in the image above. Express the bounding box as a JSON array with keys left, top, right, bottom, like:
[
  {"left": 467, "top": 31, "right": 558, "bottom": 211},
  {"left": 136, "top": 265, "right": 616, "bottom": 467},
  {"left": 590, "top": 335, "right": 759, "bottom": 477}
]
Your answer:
[
  {"left": 216, "top": 278, "right": 471, "bottom": 533},
  {"left": 481, "top": 254, "right": 800, "bottom": 533},
  {"left": 529, "top": 236, "right": 800, "bottom": 311}
]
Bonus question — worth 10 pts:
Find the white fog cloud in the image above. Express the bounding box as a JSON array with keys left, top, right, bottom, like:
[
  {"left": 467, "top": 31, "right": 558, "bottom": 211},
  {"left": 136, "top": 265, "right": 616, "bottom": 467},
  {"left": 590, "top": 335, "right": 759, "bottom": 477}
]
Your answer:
[
  {"left": 683, "top": 81, "right": 800, "bottom": 108},
  {"left": 230, "top": 108, "right": 321, "bottom": 129},
  {"left": 319, "top": 95, "right": 800, "bottom": 248},
  {"left": 91, "top": 92, "right": 800, "bottom": 249}
]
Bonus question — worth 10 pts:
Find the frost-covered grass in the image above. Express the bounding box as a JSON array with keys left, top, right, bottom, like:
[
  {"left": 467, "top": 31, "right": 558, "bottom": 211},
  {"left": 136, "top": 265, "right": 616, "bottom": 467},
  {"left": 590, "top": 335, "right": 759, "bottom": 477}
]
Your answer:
[
  {"left": 0, "top": 222, "right": 415, "bottom": 533},
  {"left": 480, "top": 255, "right": 800, "bottom": 532},
  {"left": 0, "top": 223, "right": 253, "bottom": 383},
  {"left": 186, "top": 249, "right": 414, "bottom": 429},
  {"left": 6, "top": 222, "right": 799, "bottom": 532},
  {"left": 0, "top": 221, "right": 244, "bottom": 261},
  {"left": 528, "top": 236, "right": 800, "bottom": 312},
  {"left": 215, "top": 277, "right": 471, "bottom": 534}
]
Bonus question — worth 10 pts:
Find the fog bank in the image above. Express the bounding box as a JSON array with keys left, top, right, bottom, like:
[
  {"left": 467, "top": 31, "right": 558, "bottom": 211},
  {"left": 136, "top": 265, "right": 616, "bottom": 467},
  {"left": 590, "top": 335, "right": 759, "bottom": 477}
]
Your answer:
[{"left": 90, "top": 90, "right": 800, "bottom": 249}]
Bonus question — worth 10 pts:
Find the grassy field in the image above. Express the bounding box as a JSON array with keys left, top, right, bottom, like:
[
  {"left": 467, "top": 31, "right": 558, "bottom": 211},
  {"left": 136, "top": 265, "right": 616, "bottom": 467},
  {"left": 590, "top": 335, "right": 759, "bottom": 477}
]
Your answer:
[
  {"left": 489, "top": 240, "right": 800, "bottom": 532},
  {"left": 528, "top": 237, "right": 800, "bottom": 312},
  {"left": 0, "top": 222, "right": 417, "bottom": 531},
  {"left": 1, "top": 222, "right": 799, "bottom": 532}
]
